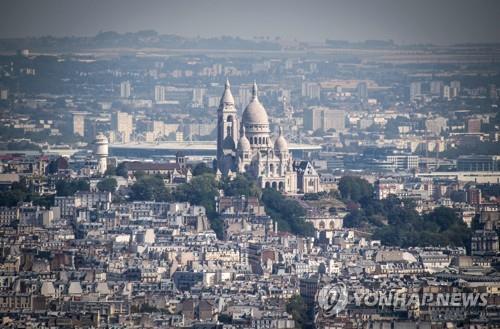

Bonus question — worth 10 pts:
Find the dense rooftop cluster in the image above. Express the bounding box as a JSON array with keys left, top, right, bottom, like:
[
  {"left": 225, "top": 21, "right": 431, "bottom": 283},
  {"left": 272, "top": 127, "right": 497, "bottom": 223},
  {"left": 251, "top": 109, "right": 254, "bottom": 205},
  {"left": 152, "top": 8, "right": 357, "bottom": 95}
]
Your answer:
[{"left": 0, "top": 37, "right": 499, "bottom": 328}]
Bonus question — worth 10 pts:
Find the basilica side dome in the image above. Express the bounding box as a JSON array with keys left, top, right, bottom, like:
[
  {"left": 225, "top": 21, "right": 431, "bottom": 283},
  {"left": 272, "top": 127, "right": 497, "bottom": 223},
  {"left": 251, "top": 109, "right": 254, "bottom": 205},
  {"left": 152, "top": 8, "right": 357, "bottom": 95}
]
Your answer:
[
  {"left": 274, "top": 127, "right": 288, "bottom": 152},
  {"left": 237, "top": 127, "right": 251, "bottom": 152}
]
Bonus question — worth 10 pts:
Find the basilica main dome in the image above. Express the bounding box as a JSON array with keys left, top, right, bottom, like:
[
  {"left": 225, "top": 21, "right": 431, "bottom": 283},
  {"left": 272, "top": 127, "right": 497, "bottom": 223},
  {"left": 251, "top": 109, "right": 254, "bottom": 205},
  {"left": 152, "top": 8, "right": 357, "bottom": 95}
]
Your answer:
[{"left": 242, "top": 82, "right": 269, "bottom": 126}]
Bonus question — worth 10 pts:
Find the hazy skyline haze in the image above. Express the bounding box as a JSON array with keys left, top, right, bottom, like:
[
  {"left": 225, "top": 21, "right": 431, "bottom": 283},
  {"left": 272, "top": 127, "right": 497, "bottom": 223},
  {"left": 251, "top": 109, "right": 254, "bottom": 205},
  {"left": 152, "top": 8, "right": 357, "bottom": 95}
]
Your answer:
[{"left": 1, "top": 0, "right": 500, "bottom": 44}]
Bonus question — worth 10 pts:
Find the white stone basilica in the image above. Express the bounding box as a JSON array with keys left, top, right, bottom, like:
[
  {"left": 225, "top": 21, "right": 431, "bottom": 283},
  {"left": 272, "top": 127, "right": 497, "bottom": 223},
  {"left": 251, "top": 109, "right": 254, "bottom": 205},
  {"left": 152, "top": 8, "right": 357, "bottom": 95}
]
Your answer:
[{"left": 216, "top": 80, "right": 321, "bottom": 194}]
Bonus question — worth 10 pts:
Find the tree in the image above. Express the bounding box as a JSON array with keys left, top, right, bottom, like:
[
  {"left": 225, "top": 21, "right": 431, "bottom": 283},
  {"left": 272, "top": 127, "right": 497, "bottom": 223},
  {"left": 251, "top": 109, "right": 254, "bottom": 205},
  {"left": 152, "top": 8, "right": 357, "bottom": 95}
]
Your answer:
[
  {"left": 0, "top": 180, "right": 56, "bottom": 208},
  {"left": 46, "top": 160, "right": 58, "bottom": 175},
  {"left": 172, "top": 173, "right": 221, "bottom": 237},
  {"left": 56, "top": 179, "right": 90, "bottom": 196},
  {"left": 385, "top": 116, "right": 411, "bottom": 139},
  {"left": 46, "top": 157, "right": 69, "bottom": 175},
  {"left": 209, "top": 216, "right": 224, "bottom": 240},
  {"left": 1, "top": 140, "right": 41, "bottom": 151},
  {"left": 104, "top": 164, "right": 117, "bottom": 176},
  {"left": 424, "top": 207, "right": 461, "bottom": 231},
  {"left": 218, "top": 313, "right": 232, "bottom": 324},
  {"left": 27, "top": 194, "right": 55, "bottom": 209},
  {"left": 0, "top": 189, "right": 27, "bottom": 207},
  {"left": 221, "top": 174, "right": 261, "bottom": 197},
  {"left": 343, "top": 209, "right": 365, "bottom": 228},
  {"left": 115, "top": 162, "right": 128, "bottom": 178},
  {"left": 338, "top": 176, "right": 373, "bottom": 202},
  {"left": 372, "top": 204, "right": 471, "bottom": 249},
  {"left": 340, "top": 192, "right": 471, "bottom": 250},
  {"left": 130, "top": 175, "right": 171, "bottom": 201},
  {"left": 97, "top": 177, "right": 118, "bottom": 193},
  {"left": 174, "top": 174, "right": 219, "bottom": 215},
  {"left": 192, "top": 163, "right": 213, "bottom": 176},
  {"left": 261, "top": 188, "right": 314, "bottom": 237},
  {"left": 423, "top": 207, "right": 470, "bottom": 248},
  {"left": 286, "top": 295, "right": 314, "bottom": 329}
]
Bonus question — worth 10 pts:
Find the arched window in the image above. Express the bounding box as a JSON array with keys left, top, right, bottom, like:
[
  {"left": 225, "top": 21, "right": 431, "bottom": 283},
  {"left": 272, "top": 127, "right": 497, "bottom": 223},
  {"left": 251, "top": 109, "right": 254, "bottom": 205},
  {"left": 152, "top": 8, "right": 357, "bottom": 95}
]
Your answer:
[
  {"left": 270, "top": 164, "right": 274, "bottom": 174},
  {"left": 226, "top": 116, "right": 233, "bottom": 137},
  {"left": 272, "top": 182, "right": 278, "bottom": 189}
]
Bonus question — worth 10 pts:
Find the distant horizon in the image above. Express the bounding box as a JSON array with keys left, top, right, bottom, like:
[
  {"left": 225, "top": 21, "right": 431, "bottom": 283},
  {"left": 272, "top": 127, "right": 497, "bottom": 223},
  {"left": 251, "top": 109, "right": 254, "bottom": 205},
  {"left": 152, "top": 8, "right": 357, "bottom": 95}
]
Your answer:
[{"left": 1, "top": 30, "right": 500, "bottom": 48}]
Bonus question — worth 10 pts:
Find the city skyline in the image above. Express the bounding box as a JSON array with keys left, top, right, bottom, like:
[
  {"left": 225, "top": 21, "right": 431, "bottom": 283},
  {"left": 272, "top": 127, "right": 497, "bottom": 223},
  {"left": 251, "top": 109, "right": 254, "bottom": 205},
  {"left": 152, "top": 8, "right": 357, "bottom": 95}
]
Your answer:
[{"left": 1, "top": 0, "right": 500, "bottom": 44}]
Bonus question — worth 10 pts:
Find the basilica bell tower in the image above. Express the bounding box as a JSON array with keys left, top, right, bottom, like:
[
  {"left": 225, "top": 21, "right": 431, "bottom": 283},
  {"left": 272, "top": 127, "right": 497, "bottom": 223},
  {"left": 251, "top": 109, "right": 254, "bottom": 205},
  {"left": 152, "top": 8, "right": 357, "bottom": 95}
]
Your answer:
[{"left": 216, "top": 79, "right": 239, "bottom": 174}]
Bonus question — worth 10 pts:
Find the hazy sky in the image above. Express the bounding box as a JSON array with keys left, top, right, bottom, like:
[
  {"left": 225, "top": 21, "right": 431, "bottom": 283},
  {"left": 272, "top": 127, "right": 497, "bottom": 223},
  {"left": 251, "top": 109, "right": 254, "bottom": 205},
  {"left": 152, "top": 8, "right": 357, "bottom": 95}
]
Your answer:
[{"left": 1, "top": 0, "right": 500, "bottom": 44}]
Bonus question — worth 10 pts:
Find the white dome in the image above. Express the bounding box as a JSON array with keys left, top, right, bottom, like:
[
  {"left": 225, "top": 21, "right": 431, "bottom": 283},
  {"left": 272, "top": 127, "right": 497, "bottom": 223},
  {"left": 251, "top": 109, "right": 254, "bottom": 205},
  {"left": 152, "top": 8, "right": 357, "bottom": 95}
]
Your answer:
[
  {"left": 237, "top": 126, "right": 251, "bottom": 151},
  {"left": 95, "top": 132, "right": 108, "bottom": 144},
  {"left": 237, "top": 134, "right": 251, "bottom": 152},
  {"left": 243, "top": 100, "right": 268, "bottom": 125},
  {"left": 242, "top": 82, "right": 269, "bottom": 126},
  {"left": 274, "top": 127, "right": 288, "bottom": 152}
]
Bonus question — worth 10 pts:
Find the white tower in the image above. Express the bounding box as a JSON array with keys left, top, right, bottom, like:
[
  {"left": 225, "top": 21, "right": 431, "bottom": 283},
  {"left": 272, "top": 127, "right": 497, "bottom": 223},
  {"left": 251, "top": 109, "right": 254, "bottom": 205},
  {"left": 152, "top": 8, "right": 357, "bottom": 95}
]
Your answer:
[
  {"left": 216, "top": 79, "right": 239, "bottom": 174},
  {"left": 94, "top": 132, "right": 109, "bottom": 175}
]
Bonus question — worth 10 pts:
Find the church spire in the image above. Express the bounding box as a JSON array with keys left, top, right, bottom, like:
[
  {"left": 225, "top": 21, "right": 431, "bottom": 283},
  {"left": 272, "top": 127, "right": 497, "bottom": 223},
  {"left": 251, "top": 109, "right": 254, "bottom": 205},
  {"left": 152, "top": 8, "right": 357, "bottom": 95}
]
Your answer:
[
  {"left": 220, "top": 78, "right": 235, "bottom": 106},
  {"left": 252, "top": 81, "right": 258, "bottom": 100}
]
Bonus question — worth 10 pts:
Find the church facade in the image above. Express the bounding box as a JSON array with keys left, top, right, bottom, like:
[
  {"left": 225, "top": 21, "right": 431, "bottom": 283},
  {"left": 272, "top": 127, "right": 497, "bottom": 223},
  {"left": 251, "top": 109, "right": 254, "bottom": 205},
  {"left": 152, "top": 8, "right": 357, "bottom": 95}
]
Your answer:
[{"left": 216, "top": 80, "right": 321, "bottom": 194}]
